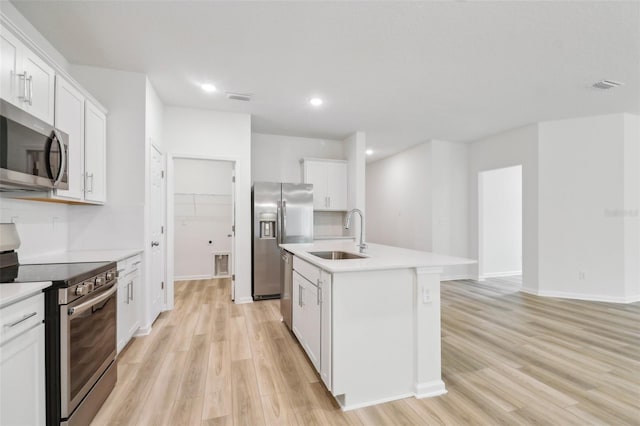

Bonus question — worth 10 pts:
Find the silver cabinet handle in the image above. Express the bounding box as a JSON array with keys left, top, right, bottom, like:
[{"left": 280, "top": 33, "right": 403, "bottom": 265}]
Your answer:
[
  {"left": 16, "top": 72, "right": 27, "bottom": 100},
  {"left": 3, "top": 312, "right": 37, "bottom": 328},
  {"left": 127, "top": 281, "right": 133, "bottom": 303},
  {"left": 299, "top": 284, "right": 303, "bottom": 307},
  {"left": 26, "top": 75, "right": 33, "bottom": 105},
  {"left": 86, "top": 172, "right": 94, "bottom": 193},
  {"left": 328, "top": 197, "right": 331, "bottom": 208},
  {"left": 132, "top": 261, "right": 142, "bottom": 266}
]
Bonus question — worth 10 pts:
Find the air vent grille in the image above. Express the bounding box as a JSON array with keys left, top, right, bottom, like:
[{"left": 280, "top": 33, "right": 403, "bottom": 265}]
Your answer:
[
  {"left": 226, "top": 92, "right": 252, "bottom": 101},
  {"left": 592, "top": 80, "right": 623, "bottom": 90}
]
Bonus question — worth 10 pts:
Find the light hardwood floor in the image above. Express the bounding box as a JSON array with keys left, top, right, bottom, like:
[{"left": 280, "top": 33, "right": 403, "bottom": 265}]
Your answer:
[{"left": 91, "top": 277, "right": 640, "bottom": 425}]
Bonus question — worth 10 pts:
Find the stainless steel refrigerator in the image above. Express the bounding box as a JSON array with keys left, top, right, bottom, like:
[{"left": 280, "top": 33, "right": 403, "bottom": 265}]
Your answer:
[{"left": 252, "top": 182, "right": 313, "bottom": 301}]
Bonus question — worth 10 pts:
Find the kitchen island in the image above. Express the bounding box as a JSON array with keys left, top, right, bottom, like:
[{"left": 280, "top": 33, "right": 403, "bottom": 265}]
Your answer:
[{"left": 280, "top": 240, "right": 475, "bottom": 410}]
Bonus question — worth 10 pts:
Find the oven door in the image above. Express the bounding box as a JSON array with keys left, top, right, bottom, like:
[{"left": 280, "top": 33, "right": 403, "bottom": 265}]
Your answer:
[{"left": 60, "top": 283, "right": 117, "bottom": 418}]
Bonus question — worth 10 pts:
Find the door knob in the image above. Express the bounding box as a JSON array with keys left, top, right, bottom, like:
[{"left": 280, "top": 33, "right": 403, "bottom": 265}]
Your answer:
[{"left": 151, "top": 241, "right": 160, "bottom": 247}]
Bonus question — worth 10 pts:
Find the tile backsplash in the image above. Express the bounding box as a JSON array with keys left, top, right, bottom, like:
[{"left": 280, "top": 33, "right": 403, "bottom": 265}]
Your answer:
[
  {"left": 0, "top": 197, "right": 69, "bottom": 259},
  {"left": 314, "top": 211, "right": 351, "bottom": 238}
]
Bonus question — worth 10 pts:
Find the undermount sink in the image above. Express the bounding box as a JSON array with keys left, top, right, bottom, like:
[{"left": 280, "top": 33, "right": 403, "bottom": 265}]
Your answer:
[{"left": 309, "top": 251, "right": 367, "bottom": 260}]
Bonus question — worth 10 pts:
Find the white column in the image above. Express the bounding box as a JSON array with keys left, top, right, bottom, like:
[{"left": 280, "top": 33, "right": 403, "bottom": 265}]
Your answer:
[{"left": 414, "top": 266, "right": 447, "bottom": 398}]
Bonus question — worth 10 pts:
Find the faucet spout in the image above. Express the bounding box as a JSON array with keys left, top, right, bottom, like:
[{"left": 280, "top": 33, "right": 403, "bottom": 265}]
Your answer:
[{"left": 344, "top": 208, "right": 367, "bottom": 253}]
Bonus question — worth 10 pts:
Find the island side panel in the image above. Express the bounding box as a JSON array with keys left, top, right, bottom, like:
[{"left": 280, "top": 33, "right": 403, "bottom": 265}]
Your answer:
[
  {"left": 414, "top": 266, "right": 446, "bottom": 397},
  {"left": 332, "top": 269, "right": 415, "bottom": 410}
]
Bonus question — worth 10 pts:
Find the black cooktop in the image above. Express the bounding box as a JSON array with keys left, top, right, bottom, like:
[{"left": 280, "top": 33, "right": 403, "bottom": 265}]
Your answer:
[{"left": 0, "top": 261, "right": 115, "bottom": 286}]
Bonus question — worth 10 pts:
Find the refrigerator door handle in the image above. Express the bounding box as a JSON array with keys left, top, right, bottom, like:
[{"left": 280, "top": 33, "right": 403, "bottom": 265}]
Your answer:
[
  {"left": 276, "top": 201, "right": 282, "bottom": 244},
  {"left": 281, "top": 200, "right": 287, "bottom": 243}
]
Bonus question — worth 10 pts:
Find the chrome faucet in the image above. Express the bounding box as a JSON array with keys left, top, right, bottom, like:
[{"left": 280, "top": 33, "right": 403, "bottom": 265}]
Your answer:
[{"left": 345, "top": 208, "right": 367, "bottom": 253}]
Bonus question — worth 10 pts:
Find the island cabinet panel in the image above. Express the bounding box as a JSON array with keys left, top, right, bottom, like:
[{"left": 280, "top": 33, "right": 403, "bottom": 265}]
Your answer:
[
  {"left": 331, "top": 269, "right": 415, "bottom": 408},
  {"left": 319, "top": 269, "right": 332, "bottom": 391}
]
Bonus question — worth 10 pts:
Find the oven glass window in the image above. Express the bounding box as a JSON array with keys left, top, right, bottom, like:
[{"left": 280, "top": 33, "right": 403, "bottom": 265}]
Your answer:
[{"left": 69, "top": 293, "right": 116, "bottom": 403}]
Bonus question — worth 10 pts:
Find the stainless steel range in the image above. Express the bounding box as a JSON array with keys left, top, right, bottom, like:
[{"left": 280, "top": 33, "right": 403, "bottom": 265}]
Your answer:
[{"left": 0, "top": 224, "right": 117, "bottom": 426}]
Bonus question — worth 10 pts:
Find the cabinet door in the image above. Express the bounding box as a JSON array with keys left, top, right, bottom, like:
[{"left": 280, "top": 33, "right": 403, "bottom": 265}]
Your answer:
[
  {"left": 54, "top": 77, "right": 85, "bottom": 200},
  {"left": 320, "top": 270, "right": 332, "bottom": 390},
  {"left": 303, "top": 278, "right": 321, "bottom": 372},
  {"left": 326, "top": 162, "right": 348, "bottom": 210},
  {"left": 22, "top": 49, "right": 55, "bottom": 124},
  {"left": 84, "top": 100, "right": 107, "bottom": 203},
  {"left": 0, "top": 28, "right": 21, "bottom": 107},
  {"left": 0, "top": 324, "right": 46, "bottom": 426},
  {"left": 292, "top": 272, "right": 305, "bottom": 343},
  {"left": 303, "top": 161, "right": 328, "bottom": 210}
]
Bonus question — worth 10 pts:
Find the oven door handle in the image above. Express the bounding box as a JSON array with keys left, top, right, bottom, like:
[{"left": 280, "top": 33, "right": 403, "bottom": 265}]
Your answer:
[{"left": 68, "top": 285, "right": 117, "bottom": 316}]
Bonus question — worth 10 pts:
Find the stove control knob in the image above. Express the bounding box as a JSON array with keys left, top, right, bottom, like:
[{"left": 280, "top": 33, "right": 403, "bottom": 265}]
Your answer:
[
  {"left": 106, "top": 272, "right": 114, "bottom": 281},
  {"left": 95, "top": 276, "right": 104, "bottom": 287},
  {"left": 75, "top": 285, "right": 86, "bottom": 296}
]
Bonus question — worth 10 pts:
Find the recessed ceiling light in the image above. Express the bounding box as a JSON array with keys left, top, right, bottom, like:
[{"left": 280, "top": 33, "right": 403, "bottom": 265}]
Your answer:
[
  {"left": 310, "top": 97, "right": 323, "bottom": 107},
  {"left": 592, "top": 80, "right": 623, "bottom": 90},
  {"left": 201, "top": 83, "right": 217, "bottom": 93},
  {"left": 366, "top": 149, "right": 374, "bottom": 155}
]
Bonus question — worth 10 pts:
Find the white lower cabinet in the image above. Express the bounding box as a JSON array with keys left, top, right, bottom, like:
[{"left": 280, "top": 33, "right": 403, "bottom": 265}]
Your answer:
[
  {"left": 292, "top": 271, "right": 321, "bottom": 371},
  {"left": 117, "top": 254, "right": 142, "bottom": 353},
  {"left": 0, "top": 293, "right": 46, "bottom": 426},
  {"left": 292, "top": 257, "right": 333, "bottom": 391}
]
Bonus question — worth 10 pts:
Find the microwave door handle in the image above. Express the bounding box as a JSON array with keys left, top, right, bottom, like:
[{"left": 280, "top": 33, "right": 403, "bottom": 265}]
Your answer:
[{"left": 52, "top": 130, "right": 66, "bottom": 186}]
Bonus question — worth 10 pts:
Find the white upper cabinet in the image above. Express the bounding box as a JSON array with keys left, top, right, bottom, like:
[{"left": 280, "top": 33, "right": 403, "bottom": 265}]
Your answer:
[
  {"left": 302, "top": 158, "right": 348, "bottom": 211},
  {"left": 54, "top": 77, "right": 85, "bottom": 201},
  {"left": 0, "top": 27, "right": 55, "bottom": 124},
  {"left": 84, "top": 100, "right": 107, "bottom": 204}
]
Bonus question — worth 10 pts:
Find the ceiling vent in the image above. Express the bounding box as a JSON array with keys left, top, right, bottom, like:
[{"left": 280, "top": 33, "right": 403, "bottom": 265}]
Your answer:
[
  {"left": 592, "top": 80, "right": 623, "bottom": 90},
  {"left": 226, "top": 92, "right": 252, "bottom": 101}
]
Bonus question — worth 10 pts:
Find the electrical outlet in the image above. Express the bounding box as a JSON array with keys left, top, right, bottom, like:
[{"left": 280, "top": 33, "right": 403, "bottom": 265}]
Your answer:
[
  {"left": 422, "top": 287, "right": 432, "bottom": 304},
  {"left": 578, "top": 271, "right": 587, "bottom": 280}
]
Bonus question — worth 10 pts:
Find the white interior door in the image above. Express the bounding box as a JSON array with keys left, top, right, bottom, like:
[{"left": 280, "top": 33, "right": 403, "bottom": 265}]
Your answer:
[{"left": 150, "top": 144, "right": 166, "bottom": 321}]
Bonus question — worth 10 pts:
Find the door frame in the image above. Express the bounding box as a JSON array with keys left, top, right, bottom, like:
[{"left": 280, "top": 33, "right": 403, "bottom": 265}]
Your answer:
[
  {"left": 150, "top": 142, "right": 167, "bottom": 313},
  {"left": 166, "top": 153, "right": 238, "bottom": 309}
]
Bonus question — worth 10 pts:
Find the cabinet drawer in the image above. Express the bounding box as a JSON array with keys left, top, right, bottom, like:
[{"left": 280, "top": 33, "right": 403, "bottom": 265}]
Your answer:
[
  {"left": 0, "top": 293, "right": 44, "bottom": 346},
  {"left": 293, "top": 256, "right": 320, "bottom": 285},
  {"left": 117, "top": 254, "right": 142, "bottom": 278}
]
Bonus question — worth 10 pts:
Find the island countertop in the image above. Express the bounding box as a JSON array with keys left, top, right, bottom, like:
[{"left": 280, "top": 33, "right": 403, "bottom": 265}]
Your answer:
[{"left": 280, "top": 240, "right": 475, "bottom": 273}]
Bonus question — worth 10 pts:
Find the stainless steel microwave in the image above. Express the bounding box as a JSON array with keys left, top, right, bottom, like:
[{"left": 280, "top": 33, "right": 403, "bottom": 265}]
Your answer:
[{"left": 0, "top": 99, "right": 68, "bottom": 191}]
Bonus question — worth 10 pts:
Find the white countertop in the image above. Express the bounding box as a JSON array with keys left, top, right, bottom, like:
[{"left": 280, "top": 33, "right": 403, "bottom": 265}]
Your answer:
[
  {"left": 0, "top": 281, "right": 51, "bottom": 308},
  {"left": 21, "top": 249, "right": 143, "bottom": 265},
  {"left": 280, "top": 240, "right": 476, "bottom": 273},
  {"left": 314, "top": 236, "right": 356, "bottom": 241}
]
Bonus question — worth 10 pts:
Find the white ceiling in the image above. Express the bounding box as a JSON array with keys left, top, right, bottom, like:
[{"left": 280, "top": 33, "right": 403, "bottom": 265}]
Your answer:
[{"left": 10, "top": 1, "right": 640, "bottom": 161}]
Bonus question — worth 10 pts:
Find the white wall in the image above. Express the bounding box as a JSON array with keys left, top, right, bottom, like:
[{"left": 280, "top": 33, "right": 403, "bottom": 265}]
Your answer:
[
  {"left": 431, "top": 140, "right": 471, "bottom": 279},
  {"left": 538, "top": 114, "right": 628, "bottom": 301},
  {"left": 479, "top": 165, "right": 522, "bottom": 278},
  {"left": 367, "top": 143, "right": 432, "bottom": 250},
  {"left": 624, "top": 114, "right": 639, "bottom": 300},
  {"left": 164, "top": 106, "right": 252, "bottom": 303},
  {"left": 469, "top": 124, "right": 539, "bottom": 291},
  {"left": 251, "top": 133, "right": 345, "bottom": 183},
  {"left": 174, "top": 159, "right": 233, "bottom": 280},
  {"left": 0, "top": 198, "right": 68, "bottom": 259},
  {"left": 345, "top": 132, "right": 367, "bottom": 241},
  {"left": 68, "top": 65, "right": 147, "bottom": 251}
]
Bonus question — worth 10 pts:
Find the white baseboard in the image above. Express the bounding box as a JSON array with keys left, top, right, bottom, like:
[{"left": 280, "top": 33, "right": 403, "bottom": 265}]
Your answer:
[
  {"left": 481, "top": 271, "right": 522, "bottom": 279},
  {"left": 234, "top": 296, "right": 253, "bottom": 304},
  {"left": 441, "top": 274, "right": 474, "bottom": 281},
  {"left": 415, "top": 380, "right": 448, "bottom": 399},
  {"left": 338, "top": 393, "right": 414, "bottom": 412},
  {"left": 520, "top": 287, "right": 639, "bottom": 304},
  {"left": 134, "top": 324, "right": 152, "bottom": 336},
  {"left": 174, "top": 274, "right": 212, "bottom": 281}
]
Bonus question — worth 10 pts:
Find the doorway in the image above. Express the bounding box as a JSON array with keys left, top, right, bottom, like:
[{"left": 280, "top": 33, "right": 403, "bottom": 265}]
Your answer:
[
  {"left": 478, "top": 165, "right": 523, "bottom": 283},
  {"left": 167, "top": 156, "right": 236, "bottom": 306}
]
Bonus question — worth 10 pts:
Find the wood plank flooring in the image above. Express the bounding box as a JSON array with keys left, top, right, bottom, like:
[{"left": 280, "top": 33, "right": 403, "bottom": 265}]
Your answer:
[{"left": 91, "top": 277, "right": 640, "bottom": 425}]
